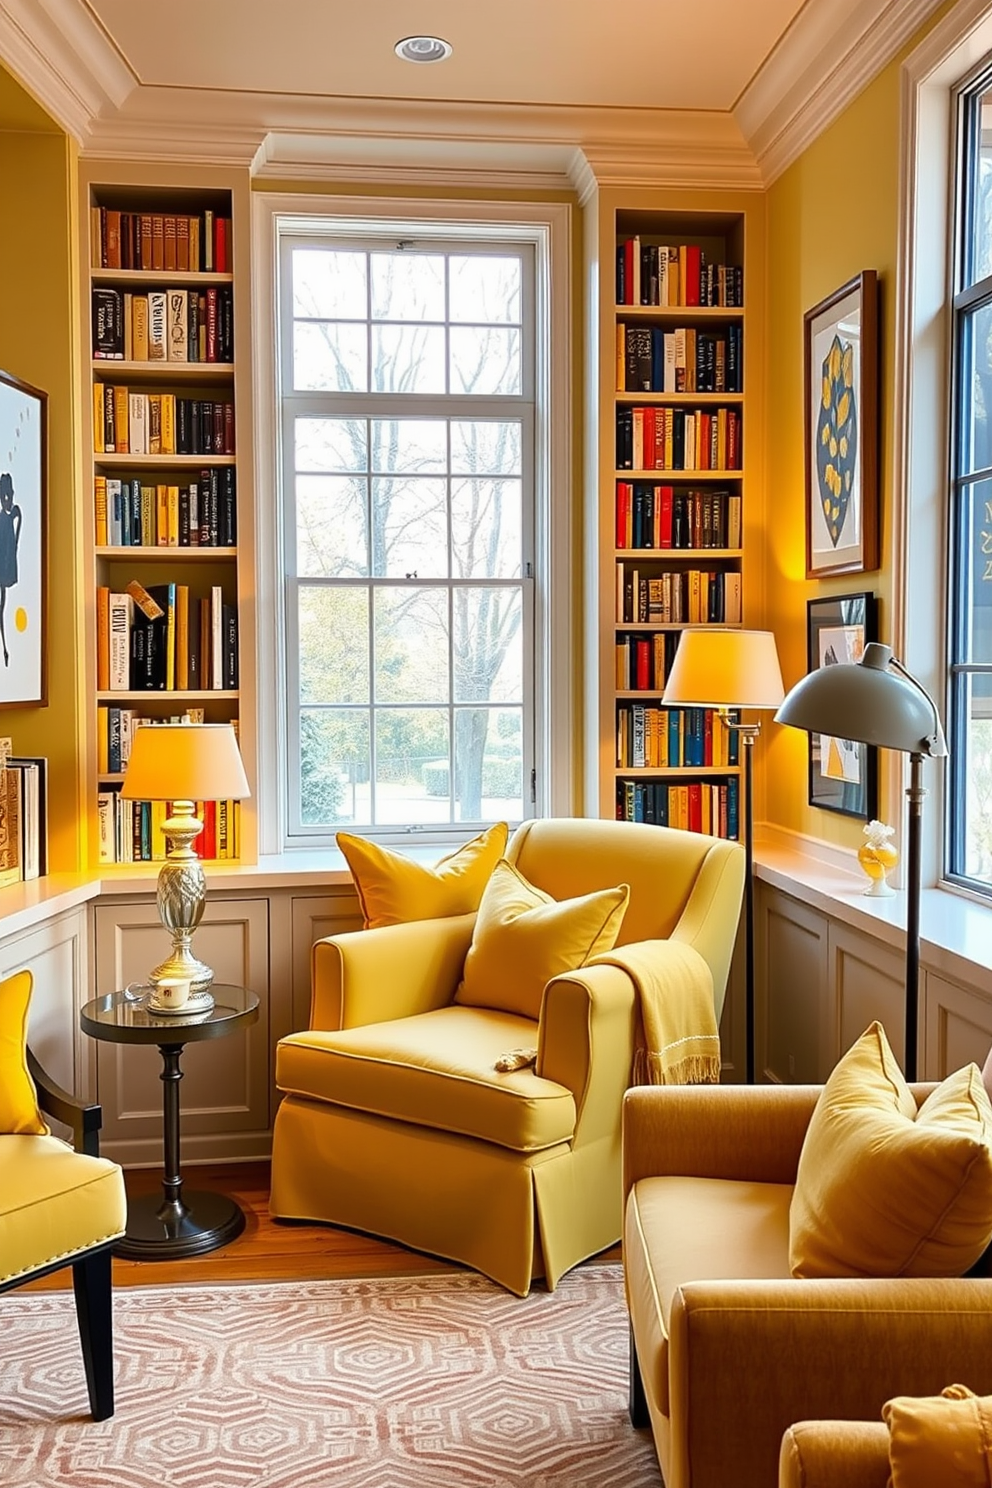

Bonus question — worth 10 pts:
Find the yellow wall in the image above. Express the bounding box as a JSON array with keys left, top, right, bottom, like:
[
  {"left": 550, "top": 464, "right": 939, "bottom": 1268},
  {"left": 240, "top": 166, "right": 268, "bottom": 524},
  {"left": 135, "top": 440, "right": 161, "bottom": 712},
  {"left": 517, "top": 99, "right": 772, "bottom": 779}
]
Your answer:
[
  {"left": 761, "top": 58, "right": 903, "bottom": 847},
  {"left": 0, "top": 101, "right": 84, "bottom": 871}
]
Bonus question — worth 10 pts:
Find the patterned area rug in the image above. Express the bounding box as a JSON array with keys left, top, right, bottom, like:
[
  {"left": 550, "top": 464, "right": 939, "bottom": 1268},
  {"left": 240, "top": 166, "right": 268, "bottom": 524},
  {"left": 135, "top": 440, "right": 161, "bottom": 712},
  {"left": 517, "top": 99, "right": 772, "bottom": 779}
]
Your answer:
[{"left": 0, "top": 1265, "right": 660, "bottom": 1487}]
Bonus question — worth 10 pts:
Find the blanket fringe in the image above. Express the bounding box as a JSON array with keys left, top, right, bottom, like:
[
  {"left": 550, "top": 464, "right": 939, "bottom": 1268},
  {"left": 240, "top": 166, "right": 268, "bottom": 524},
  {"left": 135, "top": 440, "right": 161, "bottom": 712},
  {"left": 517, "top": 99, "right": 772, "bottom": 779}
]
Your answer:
[{"left": 633, "top": 1045, "right": 721, "bottom": 1087}]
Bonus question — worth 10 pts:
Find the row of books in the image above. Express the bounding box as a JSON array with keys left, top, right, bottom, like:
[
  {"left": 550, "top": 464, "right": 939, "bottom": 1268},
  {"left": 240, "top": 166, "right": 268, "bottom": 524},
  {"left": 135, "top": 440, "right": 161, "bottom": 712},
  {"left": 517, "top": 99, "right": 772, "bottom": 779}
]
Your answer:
[
  {"left": 94, "top": 388, "right": 235, "bottom": 457},
  {"left": 95, "top": 469, "right": 237, "bottom": 548},
  {"left": 97, "top": 707, "right": 205, "bottom": 776},
  {"left": 615, "top": 632, "right": 681, "bottom": 692},
  {"left": 616, "top": 566, "right": 743, "bottom": 626},
  {"left": 91, "top": 207, "right": 232, "bottom": 274},
  {"left": 616, "top": 482, "right": 741, "bottom": 552},
  {"left": 96, "top": 582, "right": 238, "bottom": 693},
  {"left": 617, "top": 324, "right": 742, "bottom": 394},
  {"left": 97, "top": 791, "right": 241, "bottom": 864},
  {"left": 0, "top": 756, "right": 48, "bottom": 887},
  {"left": 616, "top": 240, "right": 743, "bottom": 309},
  {"left": 617, "top": 406, "right": 742, "bottom": 473},
  {"left": 616, "top": 777, "right": 741, "bottom": 838},
  {"left": 93, "top": 286, "right": 233, "bottom": 364},
  {"left": 617, "top": 705, "right": 741, "bottom": 770}
]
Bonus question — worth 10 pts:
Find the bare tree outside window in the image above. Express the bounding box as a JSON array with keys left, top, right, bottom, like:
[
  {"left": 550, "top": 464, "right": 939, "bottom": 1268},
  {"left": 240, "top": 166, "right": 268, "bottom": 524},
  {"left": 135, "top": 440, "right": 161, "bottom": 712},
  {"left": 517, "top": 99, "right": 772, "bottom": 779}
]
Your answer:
[{"left": 282, "top": 242, "right": 533, "bottom": 835}]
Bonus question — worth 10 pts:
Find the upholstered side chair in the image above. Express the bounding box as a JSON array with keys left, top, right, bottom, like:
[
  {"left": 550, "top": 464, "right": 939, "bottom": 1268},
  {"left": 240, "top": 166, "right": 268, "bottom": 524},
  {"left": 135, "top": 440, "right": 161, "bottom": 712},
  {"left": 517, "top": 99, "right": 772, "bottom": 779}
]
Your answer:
[
  {"left": 271, "top": 817, "right": 745, "bottom": 1296},
  {"left": 0, "top": 970, "right": 127, "bottom": 1421}
]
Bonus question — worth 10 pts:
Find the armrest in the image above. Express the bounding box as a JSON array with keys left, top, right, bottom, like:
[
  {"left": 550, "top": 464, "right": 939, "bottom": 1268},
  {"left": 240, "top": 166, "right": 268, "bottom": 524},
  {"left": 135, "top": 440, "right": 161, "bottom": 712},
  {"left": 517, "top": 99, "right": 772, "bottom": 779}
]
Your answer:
[
  {"left": 668, "top": 1278, "right": 992, "bottom": 1488},
  {"left": 27, "top": 1047, "right": 102, "bottom": 1158},
  {"left": 670, "top": 838, "right": 745, "bottom": 1020},
  {"left": 623, "top": 1083, "right": 821, "bottom": 1196},
  {"left": 537, "top": 963, "right": 637, "bottom": 1136},
  {"left": 780, "top": 1422, "right": 890, "bottom": 1488},
  {"left": 310, "top": 912, "right": 476, "bottom": 1029}
]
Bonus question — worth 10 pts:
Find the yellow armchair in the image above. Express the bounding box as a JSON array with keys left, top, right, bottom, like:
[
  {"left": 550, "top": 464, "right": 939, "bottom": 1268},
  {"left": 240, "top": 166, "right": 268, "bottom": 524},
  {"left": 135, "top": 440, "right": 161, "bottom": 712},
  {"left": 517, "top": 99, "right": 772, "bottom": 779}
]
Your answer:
[
  {"left": 1, "top": 1017, "right": 127, "bottom": 1421},
  {"left": 623, "top": 1082, "right": 992, "bottom": 1488},
  {"left": 271, "top": 818, "right": 745, "bottom": 1296}
]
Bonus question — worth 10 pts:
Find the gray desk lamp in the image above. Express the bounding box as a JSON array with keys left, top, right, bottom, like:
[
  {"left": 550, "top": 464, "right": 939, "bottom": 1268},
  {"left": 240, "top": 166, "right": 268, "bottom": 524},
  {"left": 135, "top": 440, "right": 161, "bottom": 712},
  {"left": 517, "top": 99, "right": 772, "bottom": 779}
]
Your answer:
[
  {"left": 775, "top": 642, "right": 946, "bottom": 1079},
  {"left": 662, "top": 628, "right": 785, "bottom": 1083}
]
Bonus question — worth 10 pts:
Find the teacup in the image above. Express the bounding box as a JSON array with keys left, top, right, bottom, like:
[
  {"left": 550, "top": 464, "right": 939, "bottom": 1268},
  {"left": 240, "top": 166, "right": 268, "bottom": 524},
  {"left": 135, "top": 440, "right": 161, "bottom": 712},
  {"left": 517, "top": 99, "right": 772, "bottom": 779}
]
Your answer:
[{"left": 152, "top": 976, "right": 191, "bottom": 1011}]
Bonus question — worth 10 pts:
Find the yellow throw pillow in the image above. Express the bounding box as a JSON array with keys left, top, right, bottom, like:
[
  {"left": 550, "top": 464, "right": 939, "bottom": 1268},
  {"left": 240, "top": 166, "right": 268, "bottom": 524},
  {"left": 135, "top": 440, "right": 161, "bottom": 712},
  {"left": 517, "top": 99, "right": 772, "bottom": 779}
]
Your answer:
[
  {"left": 0, "top": 968, "right": 48, "bottom": 1135},
  {"left": 884, "top": 1385, "right": 992, "bottom": 1488},
  {"left": 337, "top": 822, "right": 509, "bottom": 929},
  {"left": 454, "top": 858, "right": 630, "bottom": 1021},
  {"left": 790, "top": 1021, "right": 992, "bottom": 1279}
]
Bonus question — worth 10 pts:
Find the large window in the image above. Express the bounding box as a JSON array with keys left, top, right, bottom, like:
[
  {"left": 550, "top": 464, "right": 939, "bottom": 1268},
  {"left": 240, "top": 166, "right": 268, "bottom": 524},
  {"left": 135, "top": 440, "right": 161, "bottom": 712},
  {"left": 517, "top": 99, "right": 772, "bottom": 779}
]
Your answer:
[
  {"left": 949, "top": 76, "right": 992, "bottom": 892},
  {"left": 277, "top": 227, "right": 537, "bottom": 842}
]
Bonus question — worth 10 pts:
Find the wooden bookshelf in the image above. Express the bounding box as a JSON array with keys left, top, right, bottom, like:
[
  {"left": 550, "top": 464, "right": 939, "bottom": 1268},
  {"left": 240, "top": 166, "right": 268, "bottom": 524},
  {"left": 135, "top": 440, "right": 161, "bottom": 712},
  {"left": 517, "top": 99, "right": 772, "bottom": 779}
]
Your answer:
[
  {"left": 584, "top": 192, "right": 765, "bottom": 840},
  {"left": 81, "top": 165, "right": 257, "bottom": 869}
]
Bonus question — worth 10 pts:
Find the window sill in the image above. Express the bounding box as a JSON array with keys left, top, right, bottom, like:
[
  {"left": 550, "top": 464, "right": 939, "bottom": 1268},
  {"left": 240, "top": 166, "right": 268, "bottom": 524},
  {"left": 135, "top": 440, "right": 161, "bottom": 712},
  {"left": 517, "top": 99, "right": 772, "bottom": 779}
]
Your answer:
[{"left": 754, "top": 834, "right": 992, "bottom": 1000}]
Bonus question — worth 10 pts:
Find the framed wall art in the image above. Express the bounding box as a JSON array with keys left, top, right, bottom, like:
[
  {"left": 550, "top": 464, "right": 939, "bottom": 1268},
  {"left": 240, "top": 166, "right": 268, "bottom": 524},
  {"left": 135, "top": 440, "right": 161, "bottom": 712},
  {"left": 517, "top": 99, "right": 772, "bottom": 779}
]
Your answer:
[
  {"left": 804, "top": 270, "right": 879, "bottom": 578},
  {"left": 806, "top": 592, "right": 877, "bottom": 819},
  {"left": 0, "top": 369, "right": 47, "bottom": 707}
]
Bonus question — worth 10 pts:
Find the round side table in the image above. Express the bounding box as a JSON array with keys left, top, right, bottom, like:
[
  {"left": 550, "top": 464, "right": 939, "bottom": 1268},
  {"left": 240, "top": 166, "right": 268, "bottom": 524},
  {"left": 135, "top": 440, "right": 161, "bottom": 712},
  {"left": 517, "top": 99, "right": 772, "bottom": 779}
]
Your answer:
[{"left": 80, "top": 984, "right": 260, "bottom": 1261}]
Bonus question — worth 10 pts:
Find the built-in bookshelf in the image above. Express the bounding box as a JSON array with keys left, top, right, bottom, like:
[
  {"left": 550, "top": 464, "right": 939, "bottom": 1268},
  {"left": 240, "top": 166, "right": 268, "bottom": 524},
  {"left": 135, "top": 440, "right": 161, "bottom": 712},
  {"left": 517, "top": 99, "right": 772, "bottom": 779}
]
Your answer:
[
  {"left": 82, "top": 168, "right": 256, "bottom": 868},
  {"left": 585, "top": 198, "right": 760, "bottom": 839}
]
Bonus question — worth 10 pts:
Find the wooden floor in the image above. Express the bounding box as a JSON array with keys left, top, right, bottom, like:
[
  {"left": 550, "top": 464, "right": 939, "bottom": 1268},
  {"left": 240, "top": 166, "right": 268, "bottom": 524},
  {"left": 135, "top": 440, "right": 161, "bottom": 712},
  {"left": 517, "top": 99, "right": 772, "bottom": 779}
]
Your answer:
[{"left": 28, "top": 1162, "right": 621, "bottom": 1291}]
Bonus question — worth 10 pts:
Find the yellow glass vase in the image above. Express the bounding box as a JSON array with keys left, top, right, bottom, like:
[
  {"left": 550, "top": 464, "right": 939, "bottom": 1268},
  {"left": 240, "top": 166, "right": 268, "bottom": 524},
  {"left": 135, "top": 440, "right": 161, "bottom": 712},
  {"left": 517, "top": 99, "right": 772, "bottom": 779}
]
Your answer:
[{"left": 857, "top": 822, "right": 899, "bottom": 898}]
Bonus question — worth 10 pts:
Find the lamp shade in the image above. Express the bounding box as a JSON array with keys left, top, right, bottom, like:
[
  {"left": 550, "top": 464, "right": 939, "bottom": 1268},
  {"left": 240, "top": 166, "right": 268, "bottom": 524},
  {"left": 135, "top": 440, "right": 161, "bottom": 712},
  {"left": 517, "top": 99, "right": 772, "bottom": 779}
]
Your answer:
[
  {"left": 120, "top": 723, "right": 251, "bottom": 802},
  {"left": 774, "top": 643, "right": 947, "bottom": 757},
  {"left": 662, "top": 628, "right": 785, "bottom": 710}
]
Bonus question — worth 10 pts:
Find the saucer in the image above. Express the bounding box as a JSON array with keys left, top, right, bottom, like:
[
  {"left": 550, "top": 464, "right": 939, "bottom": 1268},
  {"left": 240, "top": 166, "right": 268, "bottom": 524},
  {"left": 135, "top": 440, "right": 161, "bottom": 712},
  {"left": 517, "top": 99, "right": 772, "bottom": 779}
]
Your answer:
[{"left": 147, "top": 989, "right": 215, "bottom": 1017}]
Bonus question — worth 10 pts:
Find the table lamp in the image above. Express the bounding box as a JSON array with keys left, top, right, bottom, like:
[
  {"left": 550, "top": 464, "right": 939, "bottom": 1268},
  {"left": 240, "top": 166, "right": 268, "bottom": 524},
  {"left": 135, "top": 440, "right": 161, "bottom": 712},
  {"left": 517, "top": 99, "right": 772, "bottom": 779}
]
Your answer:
[
  {"left": 662, "top": 628, "right": 785, "bottom": 1082},
  {"left": 775, "top": 642, "right": 946, "bottom": 1080},
  {"left": 120, "top": 722, "right": 251, "bottom": 997}
]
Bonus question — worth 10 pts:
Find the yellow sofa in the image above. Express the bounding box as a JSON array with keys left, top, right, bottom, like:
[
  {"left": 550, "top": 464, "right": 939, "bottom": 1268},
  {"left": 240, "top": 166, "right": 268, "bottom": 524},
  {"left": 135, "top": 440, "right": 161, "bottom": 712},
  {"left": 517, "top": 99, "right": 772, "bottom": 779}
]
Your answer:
[
  {"left": 623, "top": 1082, "right": 992, "bottom": 1488},
  {"left": 779, "top": 1421, "right": 889, "bottom": 1488},
  {"left": 271, "top": 817, "right": 745, "bottom": 1296}
]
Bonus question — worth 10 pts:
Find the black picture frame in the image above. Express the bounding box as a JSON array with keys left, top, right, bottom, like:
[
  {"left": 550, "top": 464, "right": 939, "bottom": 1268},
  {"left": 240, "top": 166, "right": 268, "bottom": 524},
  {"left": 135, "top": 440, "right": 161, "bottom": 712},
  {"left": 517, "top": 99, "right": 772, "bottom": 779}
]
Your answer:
[
  {"left": 804, "top": 270, "right": 879, "bottom": 578},
  {"left": 0, "top": 368, "right": 47, "bottom": 707},
  {"left": 806, "top": 592, "right": 877, "bottom": 818}
]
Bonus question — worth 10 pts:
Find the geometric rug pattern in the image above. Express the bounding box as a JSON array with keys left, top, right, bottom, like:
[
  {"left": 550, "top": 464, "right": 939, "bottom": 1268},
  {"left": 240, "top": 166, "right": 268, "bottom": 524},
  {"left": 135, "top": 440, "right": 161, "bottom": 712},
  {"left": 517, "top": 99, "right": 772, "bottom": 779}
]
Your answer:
[{"left": 0, "top": 1265, "right": 660, "bottom": 1487}]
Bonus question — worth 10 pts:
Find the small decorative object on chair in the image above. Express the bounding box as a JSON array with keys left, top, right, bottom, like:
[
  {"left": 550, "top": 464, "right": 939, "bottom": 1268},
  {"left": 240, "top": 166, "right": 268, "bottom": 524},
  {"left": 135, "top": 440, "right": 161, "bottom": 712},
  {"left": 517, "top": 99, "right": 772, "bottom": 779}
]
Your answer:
[{"left": 857, "top": 819, "right": 898, "bottom": 897}]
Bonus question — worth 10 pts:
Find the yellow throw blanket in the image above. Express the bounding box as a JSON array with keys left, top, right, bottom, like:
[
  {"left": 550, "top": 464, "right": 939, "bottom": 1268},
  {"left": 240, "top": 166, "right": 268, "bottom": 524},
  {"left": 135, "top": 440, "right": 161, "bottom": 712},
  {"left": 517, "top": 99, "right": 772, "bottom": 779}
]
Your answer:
[{"left": 592, "top": 939, "right": 721, "bottom": 1085}]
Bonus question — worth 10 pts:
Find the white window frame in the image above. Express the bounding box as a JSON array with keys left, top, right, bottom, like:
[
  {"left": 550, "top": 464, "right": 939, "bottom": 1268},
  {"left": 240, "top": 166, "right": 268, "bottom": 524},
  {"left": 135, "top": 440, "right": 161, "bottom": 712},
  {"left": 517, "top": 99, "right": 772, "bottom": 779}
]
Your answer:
[
  {"left": 895, "top": 0, "right": 992, "bottom": 899},
  {"left": 252, "top": 193, "right": 573, "bottom": 854}
]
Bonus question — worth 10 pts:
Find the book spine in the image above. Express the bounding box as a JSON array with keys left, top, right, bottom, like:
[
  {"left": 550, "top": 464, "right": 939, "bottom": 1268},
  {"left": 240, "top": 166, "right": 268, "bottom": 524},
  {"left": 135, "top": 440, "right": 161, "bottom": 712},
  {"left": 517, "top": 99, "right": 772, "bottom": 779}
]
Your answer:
[{"left": 108, "top": 593, "right": 131, "bottom": 691}]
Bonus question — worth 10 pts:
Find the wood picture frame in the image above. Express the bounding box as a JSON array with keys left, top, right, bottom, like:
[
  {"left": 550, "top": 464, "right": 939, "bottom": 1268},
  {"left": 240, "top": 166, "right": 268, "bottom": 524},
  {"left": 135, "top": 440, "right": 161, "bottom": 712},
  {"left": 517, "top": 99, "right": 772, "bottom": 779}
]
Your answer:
[
  {"left": 804, "top": 270, "right": 879, "bottom": 578},
  {"left": 806, "top": 592, "right": 878, "bottom": 819},
  {"left": 0, "top": 369, "right": 47, "bottom": 707}
]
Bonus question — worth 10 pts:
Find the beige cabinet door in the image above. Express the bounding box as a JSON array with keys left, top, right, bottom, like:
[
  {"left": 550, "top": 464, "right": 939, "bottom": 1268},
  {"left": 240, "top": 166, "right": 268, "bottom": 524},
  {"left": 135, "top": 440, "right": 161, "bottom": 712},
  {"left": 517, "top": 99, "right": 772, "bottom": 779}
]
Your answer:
[
  {"left": 757, "top": 883, "right": 829, "bottom": 1084},
  {"left": 827, "top": 922, "right": 905, "bottom": 1074},
  {"left": 923, "top": 971, "right": 992, "bottom": 1081},
  {"left": 91, "top": 895, "right": 270, "bottom": 1165}
]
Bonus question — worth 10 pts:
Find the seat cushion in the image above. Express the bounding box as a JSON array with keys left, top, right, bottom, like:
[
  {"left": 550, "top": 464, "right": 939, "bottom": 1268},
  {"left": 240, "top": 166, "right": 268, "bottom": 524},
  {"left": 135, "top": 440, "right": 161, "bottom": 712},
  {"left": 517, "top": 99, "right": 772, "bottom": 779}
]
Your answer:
[
  {"left": 336, "top": 823, "right": 508, "bottom": 929},
  {"left": 454, "top": 859, "right": 629, "bottom": 1020},
  {"left": 0, "top": 1133, "right": 127, "bottom": 1284},
  {"left": 625, "top": 1174, "right": 793, "bottom": 1416},
  {"left": 0, "top": 969, "right": 48, "bottom": 1135},
  {"left": 276, "top": 1005, "right": 576, "bottom": 1153},
  {"left": 790, "top": 1020, "right": 992, "bottom": 1279}
]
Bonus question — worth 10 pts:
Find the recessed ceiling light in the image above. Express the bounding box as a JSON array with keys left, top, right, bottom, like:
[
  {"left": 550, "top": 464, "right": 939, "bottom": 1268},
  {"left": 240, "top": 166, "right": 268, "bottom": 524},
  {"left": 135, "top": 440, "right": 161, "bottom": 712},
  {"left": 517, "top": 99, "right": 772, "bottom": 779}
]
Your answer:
[{"left": 394, "top": 35, "right": 452, "bottom": 63}]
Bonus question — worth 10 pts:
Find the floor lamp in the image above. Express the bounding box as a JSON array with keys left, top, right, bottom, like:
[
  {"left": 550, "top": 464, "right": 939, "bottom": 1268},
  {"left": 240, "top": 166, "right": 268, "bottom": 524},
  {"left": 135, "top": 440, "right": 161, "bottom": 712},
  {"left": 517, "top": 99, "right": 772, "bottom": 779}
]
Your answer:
[
  {"left": 662, "top": 628, "right": 785, "bottom": 1083},
  {"left": 775, "top": 642, "right": 947, "bottom": 1081}
]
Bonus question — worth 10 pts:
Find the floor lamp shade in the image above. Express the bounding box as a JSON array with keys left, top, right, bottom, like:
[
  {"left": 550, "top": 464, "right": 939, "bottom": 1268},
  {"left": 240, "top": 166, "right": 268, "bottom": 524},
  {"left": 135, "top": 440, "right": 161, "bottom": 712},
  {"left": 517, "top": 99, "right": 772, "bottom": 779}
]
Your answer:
[
  {"left": 774, "top": 642, "right": 946, "bottom": 1081},
  {"left": 663, "top": 628, "right": 784, "bottom": 1084},
  {"left": 121, "top": 724, "right": 251, "bottom": 993},
  {"left": 662, "top": 628, "right": 786, "bottom": 711}
]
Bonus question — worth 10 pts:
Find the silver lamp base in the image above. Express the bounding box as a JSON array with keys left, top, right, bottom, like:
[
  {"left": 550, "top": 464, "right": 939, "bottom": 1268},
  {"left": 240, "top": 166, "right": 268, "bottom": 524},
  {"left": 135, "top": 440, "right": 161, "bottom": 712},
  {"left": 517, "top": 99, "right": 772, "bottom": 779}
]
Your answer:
[{"left": 148, "top": 805, "right": 215, "bottom": 1004}]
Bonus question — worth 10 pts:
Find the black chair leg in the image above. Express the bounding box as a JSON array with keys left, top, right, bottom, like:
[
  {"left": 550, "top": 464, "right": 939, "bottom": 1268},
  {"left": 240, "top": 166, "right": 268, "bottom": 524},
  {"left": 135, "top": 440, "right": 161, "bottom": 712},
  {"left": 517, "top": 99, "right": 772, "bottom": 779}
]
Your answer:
[
  {"left": 71, "top": 1249, "right": 115, "bottom": 1421},
  {"left": 629, "top": 1322, "right": 649, "bottom": 1427}
]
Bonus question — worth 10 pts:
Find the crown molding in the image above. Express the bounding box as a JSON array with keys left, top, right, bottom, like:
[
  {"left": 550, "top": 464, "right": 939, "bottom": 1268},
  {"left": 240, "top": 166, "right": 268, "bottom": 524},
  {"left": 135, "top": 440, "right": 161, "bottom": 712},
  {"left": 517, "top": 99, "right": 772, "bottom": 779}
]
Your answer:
[
  {"left": 0, "top": 0, "right": 133, "bottom": 141},
  {"left": 735, "top": 0, "right": 948, "bottom": 184}
]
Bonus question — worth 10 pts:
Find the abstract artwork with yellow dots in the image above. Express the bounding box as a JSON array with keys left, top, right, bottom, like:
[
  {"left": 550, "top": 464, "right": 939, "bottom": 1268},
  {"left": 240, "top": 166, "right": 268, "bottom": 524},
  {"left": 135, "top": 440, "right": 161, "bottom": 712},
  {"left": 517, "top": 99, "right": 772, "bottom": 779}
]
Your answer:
[
  {"left": 0, "top": 369, "right": 46, "bottom": 706},
  {"left": 803, "top": 272, "right": 879, "bottom": 579}
]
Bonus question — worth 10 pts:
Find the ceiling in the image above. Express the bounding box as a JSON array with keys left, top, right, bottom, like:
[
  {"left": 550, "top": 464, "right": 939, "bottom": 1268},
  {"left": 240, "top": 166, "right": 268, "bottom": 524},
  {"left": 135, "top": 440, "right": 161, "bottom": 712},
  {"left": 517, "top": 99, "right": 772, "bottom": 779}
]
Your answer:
[
  {"left": 85, "top": 0, "right": 808, "bottom": 114},
  {"left": 0, "top": 0, "right": 947, "bottom": 186}
]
